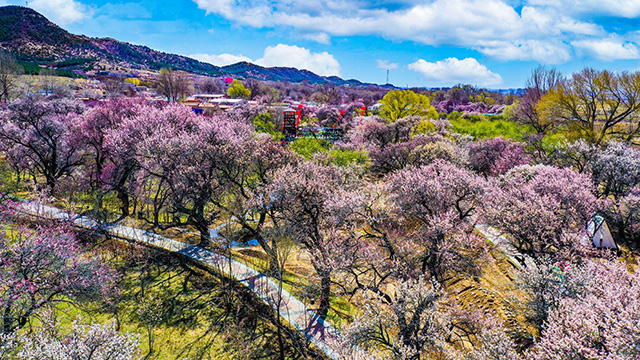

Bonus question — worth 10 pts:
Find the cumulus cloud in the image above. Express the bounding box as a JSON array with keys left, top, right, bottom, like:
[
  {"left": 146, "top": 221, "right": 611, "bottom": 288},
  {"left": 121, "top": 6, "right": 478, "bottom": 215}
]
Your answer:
[
  {"left": 519, "top": 6, "right": 602, "bottom": 37},
  {"left": 476, "top": 40, "right": 573, "bottom": 64},
  {"left": 256, "top": 44, "right": 341, "bottom": 76},
  {"left": 191, "top": 0, "right": 639, "bottom": 64},
  {"left": 189, "top": 44, "right": 341, "bottom": 76},
  {"left": 301, "top": 33, "right": 331, "bottom": 44},
  {"left": 572, "top": 38, "right": 640, "bottom": 61},
  {"left": 376, "top": 60, "right": 398, "bottom": 70},
  {"left": 28, "top": 0, "right": 89, "bottom": 25},
  {"left": 526, "top": 0, "right": 640, "bottom": 18},
  {"left": 408, "top": 57, "right": 503, "bottom": 86},
  {"left": 193, "top": 0, "right": 522, "bottom": 40},
  {"left": 190, "top": 53, "right": 253, "bottom": 66}
]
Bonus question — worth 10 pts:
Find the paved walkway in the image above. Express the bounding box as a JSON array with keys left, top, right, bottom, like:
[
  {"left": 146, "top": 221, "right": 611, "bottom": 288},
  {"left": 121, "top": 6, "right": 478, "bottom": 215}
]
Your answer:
[
  {"left": 474, "top": 223, "right": 537, "bottom": 270},
  {"left": 13, "top": 200, "right": 536, "bottom": 359},
  {"left": 14, "top": 200, "right": 342, "bottom": 360}
]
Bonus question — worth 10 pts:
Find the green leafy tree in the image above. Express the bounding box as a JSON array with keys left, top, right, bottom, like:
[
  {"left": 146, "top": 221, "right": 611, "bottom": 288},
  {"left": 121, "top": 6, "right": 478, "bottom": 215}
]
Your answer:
[
  {"left": 411, "top": 119, "right": 438, "bottom": 136},
  {"left": 227, "top": 80, "right": 251, "bottom": 99},
  {"left": 379, "top": 89, "right": 437, "bottom": 122},
  {"left": 252, "top": 113, "right": 282, "bottom": 139}
]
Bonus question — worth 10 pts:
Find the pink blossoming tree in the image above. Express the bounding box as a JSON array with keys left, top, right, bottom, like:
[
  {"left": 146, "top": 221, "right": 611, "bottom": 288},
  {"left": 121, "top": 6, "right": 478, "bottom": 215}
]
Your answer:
[{"left": 0, "top": 223, "right": 116, "bottom": 334}]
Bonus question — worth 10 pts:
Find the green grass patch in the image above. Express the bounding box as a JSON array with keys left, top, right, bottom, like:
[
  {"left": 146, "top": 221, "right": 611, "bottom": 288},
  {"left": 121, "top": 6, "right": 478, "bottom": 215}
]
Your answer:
[
  {"left": 450, "top": 116, "right": 535, "bottom": 140},
  {"left": 290, "top": 138, "right": 330, "bottom": 159}
]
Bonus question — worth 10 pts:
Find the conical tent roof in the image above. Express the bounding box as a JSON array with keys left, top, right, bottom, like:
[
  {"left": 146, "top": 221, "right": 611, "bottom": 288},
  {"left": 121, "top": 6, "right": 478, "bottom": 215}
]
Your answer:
[{"left": 587, "top": 215, "right": 617, "bottom": 249}]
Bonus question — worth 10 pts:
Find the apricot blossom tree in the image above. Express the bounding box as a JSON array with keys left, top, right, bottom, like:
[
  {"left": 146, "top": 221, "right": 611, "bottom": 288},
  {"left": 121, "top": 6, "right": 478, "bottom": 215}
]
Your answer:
[
  {"left": 484, "top": 165, "right": 596, "bottom": 258},
  {"left": 467, "top": 137, "right": 531, "bottom": 177},
  {"left": 529, "top": 260, "right": 640, "bottom": 359},
  {"left": 0, "top": 96, "right": 85, "bottom": 193},
  {"left": 0, "top": 223, "right": 115, "bottom": 334},
  {"left": 73, "top": 98, "right": 144, "bottom": 213},
  {"left": 262, "top": 161, "right": 362, "bottom": 319},
  {"left": 384, "top": 160, "right": 487, "bottom": 281}
]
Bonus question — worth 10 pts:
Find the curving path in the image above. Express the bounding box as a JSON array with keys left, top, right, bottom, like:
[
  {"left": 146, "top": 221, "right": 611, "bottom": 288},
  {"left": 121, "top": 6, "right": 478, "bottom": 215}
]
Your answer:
[
  {"left": 13, "top": 200, "right": 342, "bottom": 360},
  {"left": 13, "top": 199, "right": 536, "bottom": 359}
]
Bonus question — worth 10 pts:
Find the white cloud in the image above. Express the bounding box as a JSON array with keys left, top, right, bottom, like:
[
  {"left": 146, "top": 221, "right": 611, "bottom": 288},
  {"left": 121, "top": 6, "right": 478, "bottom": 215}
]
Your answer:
[
  {"left": 376, "top": 60, "right": 398, "bottom": 70},
  {"left": 193, "top": 0, "right": 523, "bottom": 40},
  {"left": 28, "top": 0, "right": 89, "bottom": 25},
  {"left": 301, "top": 33, "right": 331, "bottom": 45},
  {"left": 526, "top": 0, "right": 640, "bottom": 18},
  {"left": 189, "top": 53, "right": 253, "bottom": 66},
  {"left": 193, "top": 0, "right": 236, "bottom": 18},
  {"left": 255, "top": 44, "right": 341, "bottom": 76},
  {"left": 476, "top": 40, "right": 573, "bottom": 64},
  {"left": 519, "top": 6, "right": 602, "bottom": 37},
  {"left": 408, "top": 57, "right": 503, "bottom": 86},
  {"left": 189, "top": 44, "right": 341, "bottom": 76},
  {"left": 191, "top": 0, "right": 640, "bottom": 64},
  {"left": 572, "top": 38, "right": 640, "bottom": 61}
]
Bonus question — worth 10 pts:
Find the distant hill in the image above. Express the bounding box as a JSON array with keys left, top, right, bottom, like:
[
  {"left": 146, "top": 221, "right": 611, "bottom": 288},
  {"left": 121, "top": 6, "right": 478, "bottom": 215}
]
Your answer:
[
  {"left": 221, "top": 62, "right": 327, "bottom": 83},
  {"left": 218, "top": 61, "right": 373, "bottom": 86},
  {"left": 0, "top": 6, "right": 381, "bottom": 86},
  {"left": 0, "top": 6, "right": 223, "bottom": 76}
]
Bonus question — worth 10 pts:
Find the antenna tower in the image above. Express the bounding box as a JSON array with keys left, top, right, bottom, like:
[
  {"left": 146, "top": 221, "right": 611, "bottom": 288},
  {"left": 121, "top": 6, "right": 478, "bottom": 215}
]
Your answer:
[{"left": 386, "top": 69, "right": 389, "bottom": 84}]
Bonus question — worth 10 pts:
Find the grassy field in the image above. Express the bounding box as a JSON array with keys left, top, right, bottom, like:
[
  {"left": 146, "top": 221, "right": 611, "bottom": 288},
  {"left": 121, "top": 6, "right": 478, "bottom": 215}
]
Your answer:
[{"left": 3, "top": 213, "right": 324, "bottom": 360}]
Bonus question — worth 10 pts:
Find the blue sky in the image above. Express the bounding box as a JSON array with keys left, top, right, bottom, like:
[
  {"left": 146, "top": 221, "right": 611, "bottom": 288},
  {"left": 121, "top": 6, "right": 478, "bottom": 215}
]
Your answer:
[{"left": 4, "top": 0, "right": 640, "bottom": 88}]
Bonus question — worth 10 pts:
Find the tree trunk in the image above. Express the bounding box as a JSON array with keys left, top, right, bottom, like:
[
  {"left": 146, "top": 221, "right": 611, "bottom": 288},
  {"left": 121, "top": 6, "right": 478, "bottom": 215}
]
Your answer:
[
  {"left": 2, "top": 303, "right": 13, "bottom": 335},
  {"left": 145, "top": 325, "right": 155, "bottom": 359},
  {"left": 194, "top": 219, "right": 211, "bottom": 247},
  {"left": 152, "top": 207, "right": 160, "bottom": 227},
  {"left": 317, "top": 274, "right": 331, "bottom": 319},
  {"left": 267, "top": 238, "right": 280, "bottom": 278},
  {"left": 116, "top": 187, "right": 130, "bottom": 217},
  {"left": 249, "top": 227, "right": 280, "bottom": 278},
  {"left": 46, "top": 175, "right": 56, "bottom": 195},
  {"left": 275, "top": 277, "right": 286, "bottom": 360}
]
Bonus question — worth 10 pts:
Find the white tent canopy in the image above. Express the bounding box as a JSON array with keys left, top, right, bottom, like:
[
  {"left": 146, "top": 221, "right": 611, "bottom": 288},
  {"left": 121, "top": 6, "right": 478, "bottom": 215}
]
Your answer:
[{"left": 587, "top": 215, "right": 617, "bottom": 249}]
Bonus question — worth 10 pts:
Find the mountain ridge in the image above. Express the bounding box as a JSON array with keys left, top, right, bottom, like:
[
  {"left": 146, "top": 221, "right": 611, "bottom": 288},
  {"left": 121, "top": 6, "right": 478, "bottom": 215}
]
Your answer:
[{"left": 0, "top": 5, "right": 386, "bottom": 86}]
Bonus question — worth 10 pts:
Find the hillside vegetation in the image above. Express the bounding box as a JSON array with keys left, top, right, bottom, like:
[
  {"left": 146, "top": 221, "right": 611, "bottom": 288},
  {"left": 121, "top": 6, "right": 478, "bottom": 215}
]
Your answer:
[{"left": 0, "top": 67, "right": 639, "bottom": 360}]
